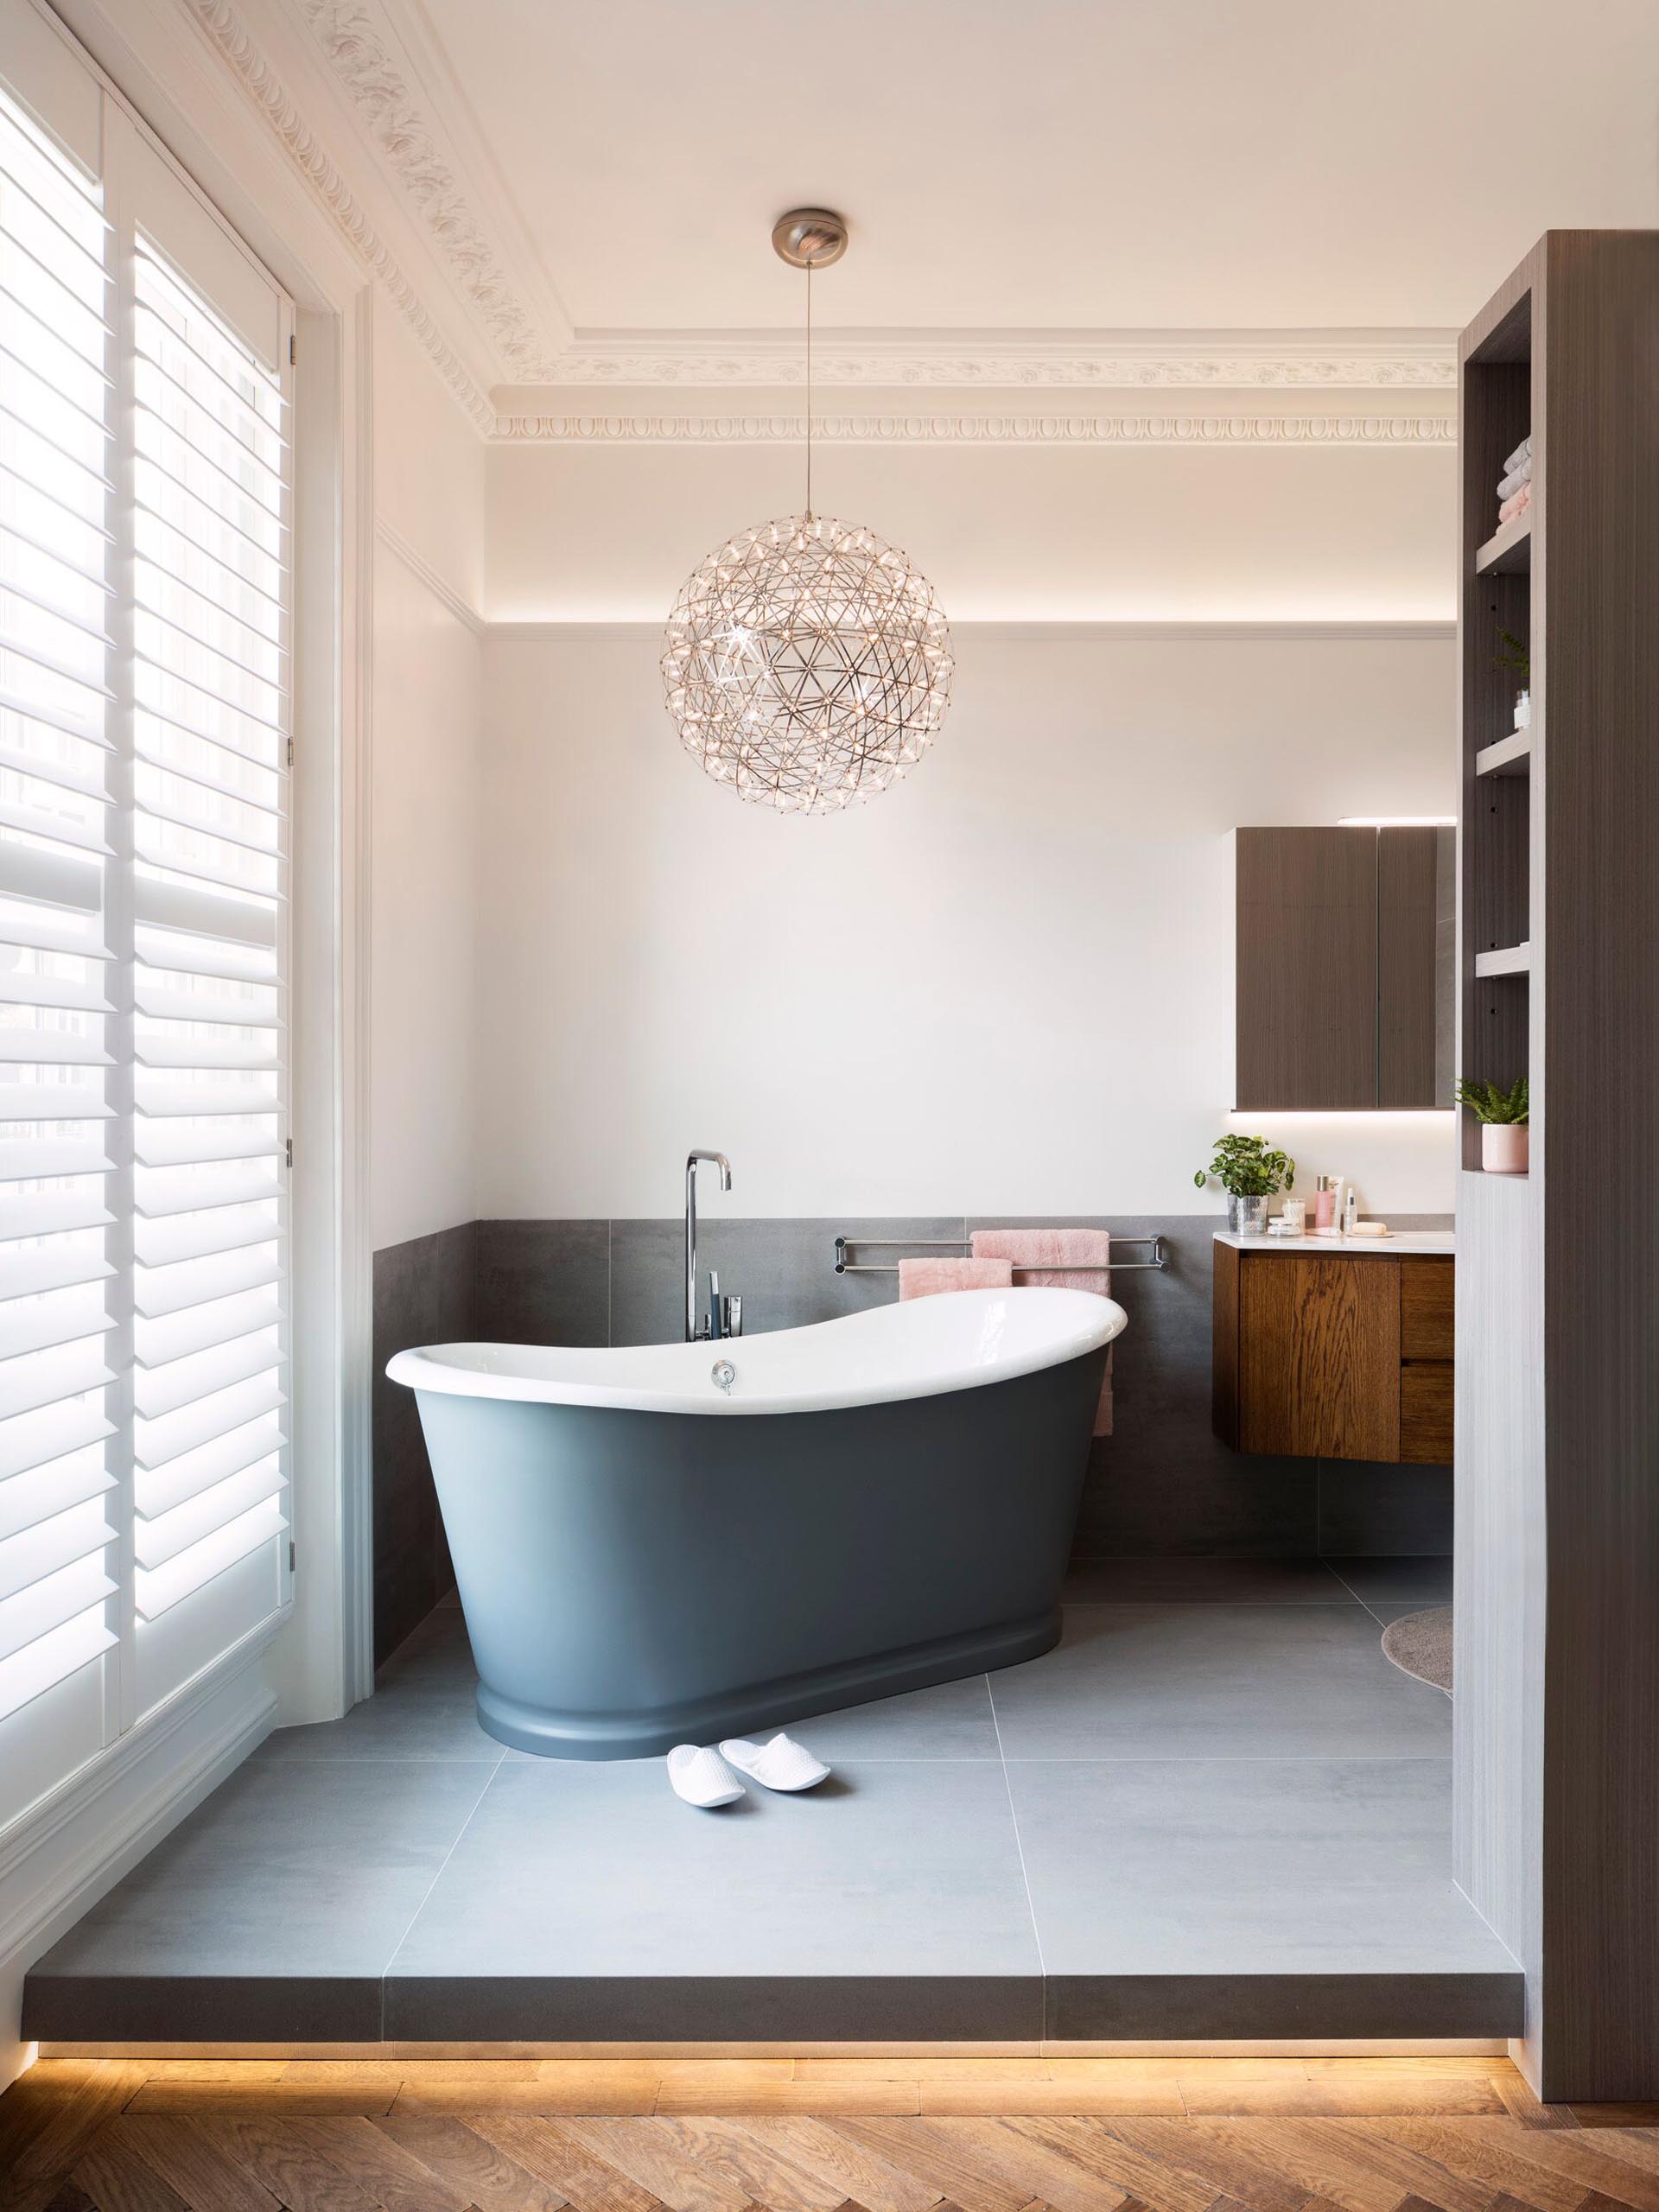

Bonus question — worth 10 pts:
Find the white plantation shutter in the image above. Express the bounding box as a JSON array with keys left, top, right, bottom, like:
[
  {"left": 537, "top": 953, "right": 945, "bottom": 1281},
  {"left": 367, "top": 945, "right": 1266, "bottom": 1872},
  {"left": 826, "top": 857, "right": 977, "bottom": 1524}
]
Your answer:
[
  {"left": 0, "top": 85, "right": 119, "bottom": 1770},
  {"left": 128, "top": 234, "right": 289, "bottom": 1671},
  {"left": 0, "top": 18, "right": 293, "bottom": 1831}
]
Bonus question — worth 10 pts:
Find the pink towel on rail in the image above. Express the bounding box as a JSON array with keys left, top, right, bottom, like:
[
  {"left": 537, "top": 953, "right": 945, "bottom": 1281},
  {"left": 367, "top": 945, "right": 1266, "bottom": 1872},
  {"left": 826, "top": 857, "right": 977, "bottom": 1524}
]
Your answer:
[
  {"left": 970, "top": 1228, "right": 1114, "bottom": 1436},
  {"left": 897, "top": 1255, "right": 1014, "bottom": 1300}
]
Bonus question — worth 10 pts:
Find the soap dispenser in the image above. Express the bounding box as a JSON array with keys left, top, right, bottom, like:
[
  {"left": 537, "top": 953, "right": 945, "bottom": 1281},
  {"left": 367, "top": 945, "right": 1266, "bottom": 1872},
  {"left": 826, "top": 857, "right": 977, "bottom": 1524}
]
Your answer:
[{"left": 1313, "top": 1174, "right": 1339, "bottom": 1233}]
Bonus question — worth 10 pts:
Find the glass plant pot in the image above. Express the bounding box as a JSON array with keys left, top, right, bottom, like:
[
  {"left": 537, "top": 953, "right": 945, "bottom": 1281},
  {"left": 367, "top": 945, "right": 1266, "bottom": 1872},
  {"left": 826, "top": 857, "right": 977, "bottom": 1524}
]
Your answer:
[{"left": 1228, "top": 1194, "right": 1270, "bottom": 1236}]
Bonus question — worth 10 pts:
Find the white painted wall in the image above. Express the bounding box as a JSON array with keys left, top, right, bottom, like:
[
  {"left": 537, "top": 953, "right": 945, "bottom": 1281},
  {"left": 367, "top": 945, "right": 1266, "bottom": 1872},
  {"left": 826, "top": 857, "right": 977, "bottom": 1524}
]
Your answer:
[
  {"left": 373, "top": 291, "right": 486, "bottom": 610},
  {"left": 486, "top": 439, "right": 1457, "bottom": 624},
  {"left": 477, "top": 625, "right": 1458, "bottom": 1220},
  {"left": 370, "top": 298, "right": 485, "bottom": 1249}
]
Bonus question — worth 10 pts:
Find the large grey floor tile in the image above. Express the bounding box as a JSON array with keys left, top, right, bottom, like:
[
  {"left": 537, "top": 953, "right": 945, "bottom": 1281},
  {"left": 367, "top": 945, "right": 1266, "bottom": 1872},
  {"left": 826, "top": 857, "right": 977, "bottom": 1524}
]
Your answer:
[
  {"left": 25, "top": 1758, "right": 496, "bottom": 2039},
  {"left": 388, "top": 1758, "right": 1040, "bottom": 1984},
  {"left": 264, "top": 1609, "right": 501, "bottom": 1760},
  {"left": 990, "top": 1604, "right": 1452, "bottom": 1760},
  {"left": 260, "top": 1683, "right": 502, "bottom": 1762},
  {"left": 1325, "top": 1554, "right": 1455, "bottom": 1606},
  {"left": 377, "top": 1605, "right": 474, "bottom": 1680},
  {"left": 1064, "top": 1556, "right": 1352, "bottom": 1605},
  {"left": 1010, "top": 1757, "right": 1515, "bottom": 1976},
  {"left": 781, "top": 1674, "right": 999, "bottom": 1760}
]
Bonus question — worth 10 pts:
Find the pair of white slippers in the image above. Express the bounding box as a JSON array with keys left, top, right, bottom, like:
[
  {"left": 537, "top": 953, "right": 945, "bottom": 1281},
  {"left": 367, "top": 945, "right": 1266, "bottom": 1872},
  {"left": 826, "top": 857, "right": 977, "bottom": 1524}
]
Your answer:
[{"left": 667, "top": 1732, "right": 830, "bottom": 1808}]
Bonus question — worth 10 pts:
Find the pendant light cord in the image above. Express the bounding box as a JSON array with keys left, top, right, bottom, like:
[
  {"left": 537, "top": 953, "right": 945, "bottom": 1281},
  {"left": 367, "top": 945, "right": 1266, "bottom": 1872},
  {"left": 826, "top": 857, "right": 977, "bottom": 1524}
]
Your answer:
[{"left": 804, "top": 259, "right": 813, "bottom": 519}]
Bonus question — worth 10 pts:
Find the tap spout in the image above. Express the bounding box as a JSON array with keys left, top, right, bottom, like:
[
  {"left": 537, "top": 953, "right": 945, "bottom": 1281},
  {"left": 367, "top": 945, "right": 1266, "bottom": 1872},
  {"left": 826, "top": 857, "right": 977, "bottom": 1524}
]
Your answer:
[{"left": 685, "top": 1150, "right": 732, "bottom": 1341}]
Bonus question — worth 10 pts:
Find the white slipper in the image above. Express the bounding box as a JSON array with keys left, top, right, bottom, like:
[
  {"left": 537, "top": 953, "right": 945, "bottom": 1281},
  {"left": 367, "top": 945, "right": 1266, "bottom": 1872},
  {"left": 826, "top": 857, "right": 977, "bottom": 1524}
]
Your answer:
[
  {"left": 667, "top": 1744, "right": 745, "bottom": 1808},
  {"left": 718, "top": 1732, "right": 831, "bottom": 1793}
]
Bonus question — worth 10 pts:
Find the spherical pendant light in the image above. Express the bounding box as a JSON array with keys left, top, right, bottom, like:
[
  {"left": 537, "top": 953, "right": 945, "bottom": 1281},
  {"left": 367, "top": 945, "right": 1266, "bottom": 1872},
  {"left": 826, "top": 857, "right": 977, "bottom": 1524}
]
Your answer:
[{"left": 661, "top": 213, "right": 953, "bottom": 815}]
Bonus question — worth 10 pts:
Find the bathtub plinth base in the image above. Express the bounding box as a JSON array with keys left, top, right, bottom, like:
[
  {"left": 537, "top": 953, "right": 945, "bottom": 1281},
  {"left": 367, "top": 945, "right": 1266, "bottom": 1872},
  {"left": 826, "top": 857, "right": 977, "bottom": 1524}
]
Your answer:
[{"left": 474, "top": 1606, "right": 1062, "bottom": 1760}]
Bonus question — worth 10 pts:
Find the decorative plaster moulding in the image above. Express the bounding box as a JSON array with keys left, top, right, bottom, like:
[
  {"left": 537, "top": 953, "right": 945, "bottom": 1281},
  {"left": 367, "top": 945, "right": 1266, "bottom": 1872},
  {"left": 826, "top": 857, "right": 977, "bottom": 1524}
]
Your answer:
[
  {"left": 291, "top": 0, "right": 565, "bottom": 381},
  {"left": 201, "top": 0, "right": 1459, "bottom": 446},
  {"left": 514, "top": 337, "right": 1459, "bottom": 391},
  {"left": 186, "top": 0, "right": 498, "bottom": 434},
  {"left": 487, "top": 411, "right": 1456, "bottom": 447}
]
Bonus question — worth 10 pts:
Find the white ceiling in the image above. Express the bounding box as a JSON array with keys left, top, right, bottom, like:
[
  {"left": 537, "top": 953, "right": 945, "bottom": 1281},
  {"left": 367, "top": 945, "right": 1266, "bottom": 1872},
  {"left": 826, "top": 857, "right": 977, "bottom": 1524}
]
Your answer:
[{"left": 298, "top": 0, "right": 1659, "bottom": 373}]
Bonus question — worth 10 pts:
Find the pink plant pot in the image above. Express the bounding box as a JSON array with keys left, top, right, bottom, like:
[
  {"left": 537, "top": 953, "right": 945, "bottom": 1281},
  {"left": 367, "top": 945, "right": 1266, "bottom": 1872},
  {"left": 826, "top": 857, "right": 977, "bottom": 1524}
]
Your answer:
[{"left": 1482, "top": 1122, "right": 1529, "bottom": 1175}]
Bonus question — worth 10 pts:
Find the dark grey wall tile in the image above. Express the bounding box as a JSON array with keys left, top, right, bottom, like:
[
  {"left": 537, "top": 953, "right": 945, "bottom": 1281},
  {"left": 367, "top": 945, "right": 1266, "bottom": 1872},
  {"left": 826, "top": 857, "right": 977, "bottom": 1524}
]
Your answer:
[
  {"left": 1319, "top": 1459, "right": 1453, "bottom": 1556},
  {"left": 609, "top": 1215, "right": 965, "bottom": 1346},
  {"left": 373, "top": 1222, "right": 477, "bottom": 1668},
  {"left": 476, "top": 1218, "right": 608, "bottom": 1346},
  {"left": 968, "top": 1217, "right": 1319, "bottom": 1560},
  {"left": 378, "top": 1213, "right": 1451, "bottom": 1611}
]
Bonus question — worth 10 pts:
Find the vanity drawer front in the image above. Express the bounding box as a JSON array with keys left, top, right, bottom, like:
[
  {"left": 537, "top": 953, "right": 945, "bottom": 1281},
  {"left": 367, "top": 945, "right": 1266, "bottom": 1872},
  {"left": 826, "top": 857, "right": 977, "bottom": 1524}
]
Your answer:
[
  {"left": 1401, "top": 1358, "right": 1455, "bottom": 1463},
  {"left": 1401, "top": 1255, "right": 1455, "bottom": 1360},
  {"left": 1238, "top": 1253, "right": 1401, "bottom": 1461}
]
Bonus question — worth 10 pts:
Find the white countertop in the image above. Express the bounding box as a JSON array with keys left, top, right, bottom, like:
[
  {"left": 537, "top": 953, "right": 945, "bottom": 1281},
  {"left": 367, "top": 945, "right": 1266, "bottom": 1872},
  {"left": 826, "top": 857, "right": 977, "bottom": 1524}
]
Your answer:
[{"left": 1214, "top": 1227, "right": 1455, "bottom": 1257}]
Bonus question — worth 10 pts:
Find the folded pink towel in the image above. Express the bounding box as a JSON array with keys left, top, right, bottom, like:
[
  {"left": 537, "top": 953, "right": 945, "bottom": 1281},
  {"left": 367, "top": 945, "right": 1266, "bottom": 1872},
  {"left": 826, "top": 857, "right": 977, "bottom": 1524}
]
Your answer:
[
  {"left": 897, "top": 1255, "right": 1013, "bottom": 1300},
  {"left": 969, "top": 1228, "right": 1114, "bottom": 1436},
  {"left": 1498, "top": 482, "right": 1533, "bottom": 525}
]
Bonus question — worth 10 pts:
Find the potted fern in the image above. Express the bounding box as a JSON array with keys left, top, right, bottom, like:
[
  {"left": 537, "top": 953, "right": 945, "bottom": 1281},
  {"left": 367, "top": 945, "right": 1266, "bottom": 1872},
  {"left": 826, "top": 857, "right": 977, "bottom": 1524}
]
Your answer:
[
  {"left": 1194, "top": 1134, "right": 1295, "bottom": 1236},
  {"left": 1456, "top": 1074, "right": 1529, "bottom": 1174}
]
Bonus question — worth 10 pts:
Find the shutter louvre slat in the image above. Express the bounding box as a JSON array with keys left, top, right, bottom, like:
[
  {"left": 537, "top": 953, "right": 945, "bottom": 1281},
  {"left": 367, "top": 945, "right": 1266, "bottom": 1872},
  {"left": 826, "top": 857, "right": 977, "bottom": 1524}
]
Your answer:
[{"left": 0, "top": 71, "right": 289, "bottom": 1808}]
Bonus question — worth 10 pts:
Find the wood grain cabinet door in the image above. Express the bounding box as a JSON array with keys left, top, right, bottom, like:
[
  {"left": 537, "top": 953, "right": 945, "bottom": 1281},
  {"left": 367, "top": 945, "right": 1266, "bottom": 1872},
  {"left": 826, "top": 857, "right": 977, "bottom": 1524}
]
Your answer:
[
  {"left": 1238, "top": 1255, "right": 1402, "bottom": 1461},
  {"left": 1399, "top": 1255, "right": 1455, "bottom": 1460},
  {"left": 1236, "top": 828, "right": 1379, "bottom": 1110}
]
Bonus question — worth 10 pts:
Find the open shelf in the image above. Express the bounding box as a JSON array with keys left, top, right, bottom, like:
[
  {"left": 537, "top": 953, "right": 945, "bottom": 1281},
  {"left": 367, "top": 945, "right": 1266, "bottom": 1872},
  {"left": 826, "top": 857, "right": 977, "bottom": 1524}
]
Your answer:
[
  {"left": 1475, "top": 942, "right": 1531, "bottom": 978},
  {"left": 1476, "top": 512, "right": 1532, "bottom": 575},
  {"left": 1475, "top": 730, "right": 1532, "bottom": 776}
]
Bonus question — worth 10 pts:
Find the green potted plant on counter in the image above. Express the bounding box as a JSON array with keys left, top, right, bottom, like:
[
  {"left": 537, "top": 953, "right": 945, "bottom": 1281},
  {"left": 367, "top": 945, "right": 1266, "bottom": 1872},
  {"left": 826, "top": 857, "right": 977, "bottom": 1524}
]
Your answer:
[
  {"left": 1456, "top": 1073, "right": 1529, "bottom": 1174},
  {"left": 1194, "top": 1135, "right": 1295, "bottom": 1236}
]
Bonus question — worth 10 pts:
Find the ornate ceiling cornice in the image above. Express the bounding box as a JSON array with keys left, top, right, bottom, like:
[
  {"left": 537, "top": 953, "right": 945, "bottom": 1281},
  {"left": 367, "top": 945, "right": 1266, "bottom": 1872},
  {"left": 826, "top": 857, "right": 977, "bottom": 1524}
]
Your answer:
[
  {"left": 189, "top": 0, "right": 1460, "bottom": 447},
  {"left": 488, "top": 411, "right": 1458, "bottom": 447},
  {"left": 292, "top": 0, "right": 561, "bottom": 380},
  {"left": 185, "top": 0, "right": 496, "bottom": 432},
  {"left": 529, "top": 346, "right": 1458, "bottom": 391}
]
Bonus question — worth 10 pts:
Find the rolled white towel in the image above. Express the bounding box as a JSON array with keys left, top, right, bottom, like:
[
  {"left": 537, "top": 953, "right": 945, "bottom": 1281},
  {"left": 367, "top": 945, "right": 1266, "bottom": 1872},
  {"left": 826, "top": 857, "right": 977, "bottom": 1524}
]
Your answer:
[
  {"left": 1497, "top": 456, "right": 1533, "bottom": 500},
  {"left": 1503, "top": 433, "right": 1532, "bottom": 474}
]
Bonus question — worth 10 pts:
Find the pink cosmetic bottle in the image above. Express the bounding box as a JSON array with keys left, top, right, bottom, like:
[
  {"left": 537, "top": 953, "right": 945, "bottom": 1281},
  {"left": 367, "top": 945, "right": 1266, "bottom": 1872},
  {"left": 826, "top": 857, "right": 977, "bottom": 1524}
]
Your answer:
[{"left": 1313, "top": 1174, "right": 1338, "bottom": 1233}]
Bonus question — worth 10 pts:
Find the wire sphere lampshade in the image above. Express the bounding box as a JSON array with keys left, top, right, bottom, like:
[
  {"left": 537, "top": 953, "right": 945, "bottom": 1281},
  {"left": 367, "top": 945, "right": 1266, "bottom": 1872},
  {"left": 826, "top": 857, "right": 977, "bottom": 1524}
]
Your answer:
[{"left": 661, "top": 512, "right": 954, "bottom": 815}]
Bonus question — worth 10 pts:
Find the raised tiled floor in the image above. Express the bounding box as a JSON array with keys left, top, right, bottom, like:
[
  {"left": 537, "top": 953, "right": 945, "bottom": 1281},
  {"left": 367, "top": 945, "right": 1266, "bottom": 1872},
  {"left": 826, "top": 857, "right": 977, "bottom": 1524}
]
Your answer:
[{"left": 25, "top": 1555, "right": 1515, "bottom": 2044}]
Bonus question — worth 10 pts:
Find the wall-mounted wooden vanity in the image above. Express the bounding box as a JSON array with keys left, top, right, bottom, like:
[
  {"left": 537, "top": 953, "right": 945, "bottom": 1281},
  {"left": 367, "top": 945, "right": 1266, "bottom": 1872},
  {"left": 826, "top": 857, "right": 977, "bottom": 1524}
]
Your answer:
[{"left": 1211, "top": 1233, "right": 1453, "bottom": 1464}]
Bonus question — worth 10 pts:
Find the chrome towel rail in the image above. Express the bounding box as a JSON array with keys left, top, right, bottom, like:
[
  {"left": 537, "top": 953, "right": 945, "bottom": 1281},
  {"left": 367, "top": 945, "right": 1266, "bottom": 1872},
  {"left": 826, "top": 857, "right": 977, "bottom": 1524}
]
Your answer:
[{"left": 833, "top": 1233, "right": 1168, "bottom": 1275}]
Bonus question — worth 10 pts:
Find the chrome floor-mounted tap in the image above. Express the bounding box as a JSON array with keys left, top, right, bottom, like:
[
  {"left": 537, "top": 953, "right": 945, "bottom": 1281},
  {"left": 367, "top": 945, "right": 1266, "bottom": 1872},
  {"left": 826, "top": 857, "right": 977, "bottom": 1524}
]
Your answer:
[{"left": 684, "top": 1149, "right": 740, "bottom": 1341}]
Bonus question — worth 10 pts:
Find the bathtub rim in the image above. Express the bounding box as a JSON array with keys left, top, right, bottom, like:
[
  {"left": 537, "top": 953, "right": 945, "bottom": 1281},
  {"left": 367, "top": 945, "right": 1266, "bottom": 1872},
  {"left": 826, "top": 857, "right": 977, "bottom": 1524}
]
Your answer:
[{"left": 385, "top": 1285, "right": 1125, "bottom": 1418}]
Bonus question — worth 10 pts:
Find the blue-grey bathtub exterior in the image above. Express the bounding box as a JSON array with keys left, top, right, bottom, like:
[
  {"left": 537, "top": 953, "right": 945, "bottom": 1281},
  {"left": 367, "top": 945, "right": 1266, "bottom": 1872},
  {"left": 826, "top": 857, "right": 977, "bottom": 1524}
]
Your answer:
[{"left": 410, "top": 1344, "right": 1107, "bottom": 1759}]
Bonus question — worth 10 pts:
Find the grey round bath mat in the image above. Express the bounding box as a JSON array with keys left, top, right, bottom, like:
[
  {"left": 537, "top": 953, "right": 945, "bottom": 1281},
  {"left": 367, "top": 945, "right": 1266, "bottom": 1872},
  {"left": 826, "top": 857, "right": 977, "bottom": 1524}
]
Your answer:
[{"left": 1382, "top": 1605, "right": 1452, "bottom": 1693}]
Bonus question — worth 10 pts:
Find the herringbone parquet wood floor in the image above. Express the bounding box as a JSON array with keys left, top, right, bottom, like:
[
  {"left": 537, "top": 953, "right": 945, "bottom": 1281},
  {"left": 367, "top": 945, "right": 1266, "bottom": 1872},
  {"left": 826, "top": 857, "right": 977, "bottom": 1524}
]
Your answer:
[{"left": 4, "top": 2056, "right": 1659, "bottom": 2212}]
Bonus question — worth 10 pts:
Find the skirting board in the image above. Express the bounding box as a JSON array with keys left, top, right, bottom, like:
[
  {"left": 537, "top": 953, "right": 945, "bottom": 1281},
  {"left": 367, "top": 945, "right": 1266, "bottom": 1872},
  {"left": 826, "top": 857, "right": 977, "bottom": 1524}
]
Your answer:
[{"left": 0, "top": 1634, "right": 279, "bottom": 2092}]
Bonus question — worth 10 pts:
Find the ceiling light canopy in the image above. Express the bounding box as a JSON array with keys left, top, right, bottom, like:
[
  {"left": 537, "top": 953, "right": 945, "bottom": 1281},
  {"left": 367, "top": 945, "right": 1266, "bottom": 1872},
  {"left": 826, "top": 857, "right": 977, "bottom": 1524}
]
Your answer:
[{"left": 661, "top": 210, "right": 952, "bottom": 815}]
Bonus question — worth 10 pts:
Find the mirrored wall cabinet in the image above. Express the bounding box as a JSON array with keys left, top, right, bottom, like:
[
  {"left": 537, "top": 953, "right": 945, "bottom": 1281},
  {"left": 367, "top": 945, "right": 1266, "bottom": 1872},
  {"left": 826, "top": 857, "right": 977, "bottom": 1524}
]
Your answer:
[{"left": 1234, "top": 825, "right": 1455, "bottom": 1110}]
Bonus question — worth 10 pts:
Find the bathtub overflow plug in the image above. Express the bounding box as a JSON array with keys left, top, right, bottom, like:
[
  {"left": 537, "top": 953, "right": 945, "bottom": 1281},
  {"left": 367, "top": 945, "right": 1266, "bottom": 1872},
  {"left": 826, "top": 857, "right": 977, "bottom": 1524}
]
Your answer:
[{"left": 712, "top": 1359, "right": 736, "bottom": 1395}]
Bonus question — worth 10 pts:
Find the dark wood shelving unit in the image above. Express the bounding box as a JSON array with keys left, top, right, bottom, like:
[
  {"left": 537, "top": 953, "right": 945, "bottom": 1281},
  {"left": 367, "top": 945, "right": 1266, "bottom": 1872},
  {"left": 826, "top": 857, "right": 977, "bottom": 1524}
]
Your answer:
[
  {"left": 1455, "top": 231, "right": 1659, "bottom": 2102},
  {"left": 1474, "top": 510, "right": 1532, "bottom": 574},
  {"left": 1473, "top": 730, "right": 1531, "bottom": 777}
]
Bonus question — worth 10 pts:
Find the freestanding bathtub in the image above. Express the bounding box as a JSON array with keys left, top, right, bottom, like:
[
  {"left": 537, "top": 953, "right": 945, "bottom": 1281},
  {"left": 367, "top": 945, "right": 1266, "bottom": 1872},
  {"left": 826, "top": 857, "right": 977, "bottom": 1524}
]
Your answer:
[{"left": 387, "top": 1286, "right": 1126, "bottom": 1759}]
